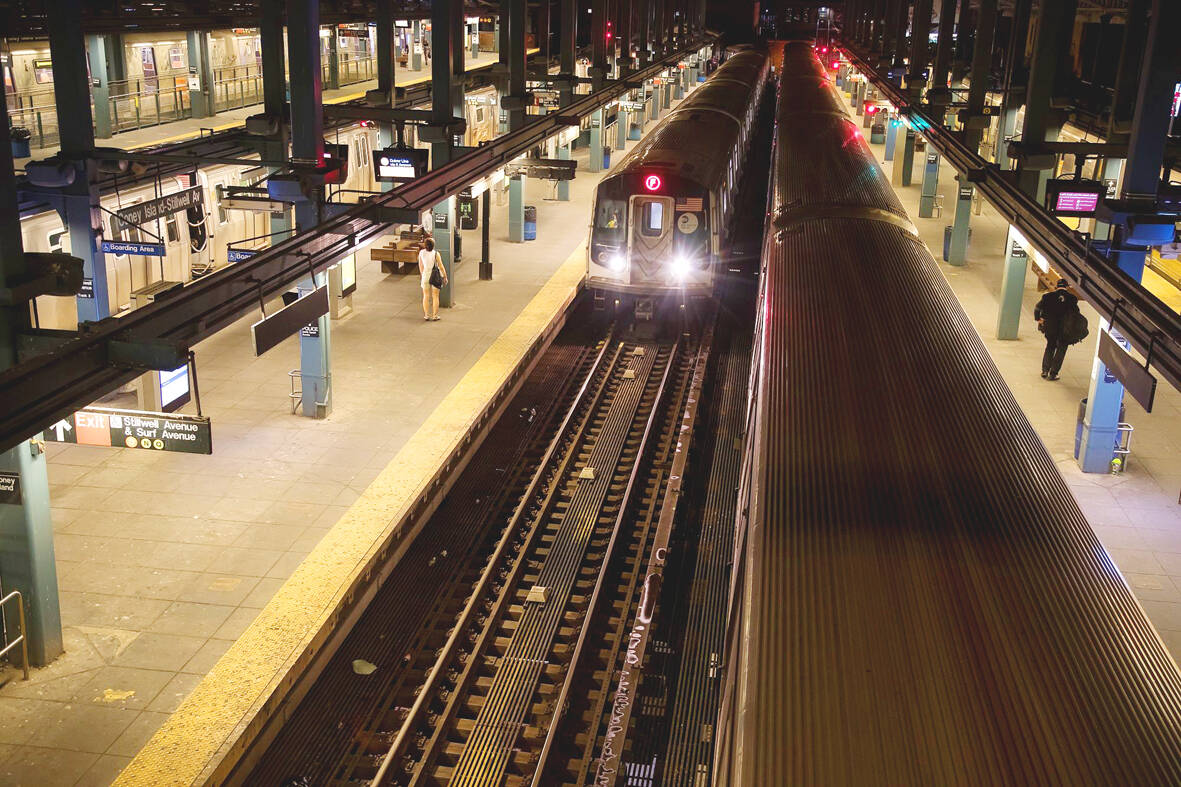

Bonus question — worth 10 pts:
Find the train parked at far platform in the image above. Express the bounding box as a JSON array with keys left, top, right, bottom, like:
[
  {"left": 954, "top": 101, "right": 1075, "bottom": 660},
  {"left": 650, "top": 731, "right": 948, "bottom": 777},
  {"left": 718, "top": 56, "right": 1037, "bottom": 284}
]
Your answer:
[{"left": 586, "top": 49, "right": 769, "bottom": 312}]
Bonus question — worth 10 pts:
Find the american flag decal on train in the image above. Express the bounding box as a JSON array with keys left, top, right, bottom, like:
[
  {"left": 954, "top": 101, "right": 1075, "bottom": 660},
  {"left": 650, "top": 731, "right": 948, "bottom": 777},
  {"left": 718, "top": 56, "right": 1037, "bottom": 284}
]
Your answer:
[
  {"left": 676, "top": 197, "right": 703, "bottom": 211},
  {"left": 175, "top": 173, "right": 192, "bottom": 188}
]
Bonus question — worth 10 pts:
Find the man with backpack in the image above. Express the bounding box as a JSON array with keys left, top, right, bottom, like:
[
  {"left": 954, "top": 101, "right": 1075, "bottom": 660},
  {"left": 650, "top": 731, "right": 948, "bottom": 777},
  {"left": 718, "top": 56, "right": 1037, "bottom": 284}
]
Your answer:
[{"left": 1034, "top": 279, "right": 1088, "bottom": 380}]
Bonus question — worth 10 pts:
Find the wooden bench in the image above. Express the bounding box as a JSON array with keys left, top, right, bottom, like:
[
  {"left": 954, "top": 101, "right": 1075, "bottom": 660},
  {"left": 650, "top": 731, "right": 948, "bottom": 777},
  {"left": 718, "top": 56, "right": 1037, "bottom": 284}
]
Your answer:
[{"left": 371, "top": 231, "right": 429, "bottom": 274}]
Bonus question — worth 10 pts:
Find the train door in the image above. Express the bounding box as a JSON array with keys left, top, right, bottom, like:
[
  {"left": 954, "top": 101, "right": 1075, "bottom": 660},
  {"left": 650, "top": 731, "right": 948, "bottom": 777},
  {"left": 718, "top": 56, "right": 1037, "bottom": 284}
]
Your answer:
[{"left": 628, "top": 194, "right": 675, "bottom": 284}]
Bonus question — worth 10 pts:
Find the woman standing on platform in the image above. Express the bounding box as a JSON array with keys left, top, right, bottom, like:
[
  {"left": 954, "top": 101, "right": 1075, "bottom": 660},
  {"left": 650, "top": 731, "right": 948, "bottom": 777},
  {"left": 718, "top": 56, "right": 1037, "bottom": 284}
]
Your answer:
[{"left": 418, "top": 237, "right": 448, "bottom": 321}]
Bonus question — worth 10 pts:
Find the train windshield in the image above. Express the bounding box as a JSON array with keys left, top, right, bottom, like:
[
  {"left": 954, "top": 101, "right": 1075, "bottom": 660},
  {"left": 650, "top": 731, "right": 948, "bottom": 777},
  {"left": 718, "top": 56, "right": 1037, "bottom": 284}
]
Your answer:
[{"left": 594, "top": 198, "right": 627, "bottom": 241}]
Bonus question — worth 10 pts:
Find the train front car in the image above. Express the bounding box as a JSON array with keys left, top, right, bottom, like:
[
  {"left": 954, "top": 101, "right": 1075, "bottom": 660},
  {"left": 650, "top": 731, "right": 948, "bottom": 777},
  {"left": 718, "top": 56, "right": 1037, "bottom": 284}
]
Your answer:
[{"left": 588, "top": 51, "right": 769, "bottom": 315}]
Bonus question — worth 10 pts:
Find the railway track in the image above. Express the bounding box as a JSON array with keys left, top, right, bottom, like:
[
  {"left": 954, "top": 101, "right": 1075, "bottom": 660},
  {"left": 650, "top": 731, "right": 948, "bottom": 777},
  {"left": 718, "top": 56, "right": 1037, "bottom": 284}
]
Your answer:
[{"left": 368, "top": 325, "right": 711, "bottom": 787}]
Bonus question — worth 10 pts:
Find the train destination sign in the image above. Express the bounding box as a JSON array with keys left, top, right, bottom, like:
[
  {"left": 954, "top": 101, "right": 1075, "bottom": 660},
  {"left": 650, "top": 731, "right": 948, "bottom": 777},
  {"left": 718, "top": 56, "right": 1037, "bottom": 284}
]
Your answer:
[
  {"left": 43, "top": 408, "right": 213, "bottom": 455},
  {"left": 115, "top": 186, "right": 204, "bottom": 226},
  {"left": 101, "top": 240, "right": 167, "bottom": 256}
]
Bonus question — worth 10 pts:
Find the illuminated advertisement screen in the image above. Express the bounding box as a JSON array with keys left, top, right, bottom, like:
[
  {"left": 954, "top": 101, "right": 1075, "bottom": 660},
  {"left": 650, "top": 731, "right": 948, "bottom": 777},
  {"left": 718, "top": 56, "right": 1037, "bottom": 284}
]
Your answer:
[
  {"left": 373, "top": 148, "right": 428, "bottom": 182},
  {"left": 1053, "top": 191, "right": 1100, "bottom": 216},
  {"left": 159, "top": 364, "right": 191, "bottom": 412}
]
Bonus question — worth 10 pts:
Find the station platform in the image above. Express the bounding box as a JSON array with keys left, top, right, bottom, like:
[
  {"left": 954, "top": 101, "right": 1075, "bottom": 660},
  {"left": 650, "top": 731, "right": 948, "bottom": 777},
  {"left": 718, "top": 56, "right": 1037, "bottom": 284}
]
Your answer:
[
  {"left": 856, "top": 107, "right": 1181, "bottom": 663},
  {"left": 17, "top": 50, "right": 512, "bottom": 161},
  {"left": 0, "top": 94, "right": 688, "bottom": 786}
]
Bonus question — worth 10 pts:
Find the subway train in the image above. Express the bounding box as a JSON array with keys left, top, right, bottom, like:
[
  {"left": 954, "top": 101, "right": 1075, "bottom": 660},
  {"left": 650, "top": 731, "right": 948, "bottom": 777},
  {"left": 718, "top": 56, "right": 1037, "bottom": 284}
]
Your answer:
[
  {"left": 586, "top": 49, "right": 770, "bottom": 307},
  {"left": 21, "top": 120, "right": 389, "bottom": 330},
  {"left": 713, "top": 41, "right": 1181, "bottom": 784}
]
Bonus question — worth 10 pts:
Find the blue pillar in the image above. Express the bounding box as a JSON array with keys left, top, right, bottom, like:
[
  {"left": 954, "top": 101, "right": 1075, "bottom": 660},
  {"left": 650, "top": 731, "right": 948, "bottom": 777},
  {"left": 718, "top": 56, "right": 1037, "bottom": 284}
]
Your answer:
[
  {"left": 0, "top": 442, "right": 62, "bottom": 666},
  {"left": 947, "top": 179, "right": 972, "bottom": 266},
  {"left": 588, "top": 108, "right": 603, "bottom": 173},
  {"left": 413, "top": 21, "right": 423, "bottom": 70},
  {"left": 186, "top": 30, "right": 215, "bottom": 118},
  {"left": 884, "top": 116, "right": 899, "bottom": 160},
  {"left": 557, "top": 143, "right": 571, "bottom": 200},
  {"left": 508, "top": 176, "right": 525, "bottom": 241},
  {"left": 918, "top": 150, "right": 939, "bottom": 218},
  {"left": 996, "top": 228, "right": 1028, "bottom": 339}
]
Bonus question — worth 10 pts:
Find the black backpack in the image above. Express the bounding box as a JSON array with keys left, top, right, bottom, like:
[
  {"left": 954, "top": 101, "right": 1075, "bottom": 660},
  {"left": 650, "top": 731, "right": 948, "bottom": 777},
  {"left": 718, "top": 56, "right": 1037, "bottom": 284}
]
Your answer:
[{"left": 1063, "top": 309, "right": 1089, "bottom": 345}]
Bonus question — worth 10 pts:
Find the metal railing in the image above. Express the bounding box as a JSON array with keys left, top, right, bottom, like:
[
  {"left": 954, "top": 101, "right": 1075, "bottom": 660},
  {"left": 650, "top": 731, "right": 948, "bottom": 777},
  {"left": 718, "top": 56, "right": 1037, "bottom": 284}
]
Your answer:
[
  {"left": 212, "top": 65, "right": 265, "bottom": 112},
  {"left": 109, "top": 78, "right": 193, "bottom": 134},
  {"left": 321, "top": 53, "right": 377, "bottom": 88},
  {"left": 0, "top": 590, "right": 29, "bottom": 681}
]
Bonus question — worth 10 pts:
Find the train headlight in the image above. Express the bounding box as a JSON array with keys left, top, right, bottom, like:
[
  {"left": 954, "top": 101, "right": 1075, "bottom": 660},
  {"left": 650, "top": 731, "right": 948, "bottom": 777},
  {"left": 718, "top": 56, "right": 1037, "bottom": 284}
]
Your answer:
[
  {"left": 607, "top": 254, "right": 627, "bottom": 272},
  {"left": 670, "top": 255, "right": 692, "bottom": 282}
]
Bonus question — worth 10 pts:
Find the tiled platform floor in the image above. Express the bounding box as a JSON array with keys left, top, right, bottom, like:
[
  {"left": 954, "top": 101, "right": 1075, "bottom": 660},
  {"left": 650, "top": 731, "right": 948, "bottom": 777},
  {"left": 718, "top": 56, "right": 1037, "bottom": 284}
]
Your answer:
[
  {"left": 0, "top": 94, "right": 688, "bottom": 786},
  {"left": 857, "top": 99, "right": 1181, "bottom": 662}
]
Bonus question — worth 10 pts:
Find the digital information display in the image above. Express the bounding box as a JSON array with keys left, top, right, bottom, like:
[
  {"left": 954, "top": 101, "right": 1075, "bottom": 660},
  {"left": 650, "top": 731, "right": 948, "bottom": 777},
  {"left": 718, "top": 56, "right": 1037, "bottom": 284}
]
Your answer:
[
  {"left": 373, "top": 148, "right": 428, "bottom": 182},
  {"left": 1054, "top": 191, "right": 1100, "bottom": 215},
  {"left": 159, "top": 364, "right": 191, "bottom": 412},
  {"left": 44, "top": 408, "right": 213, "bottom": 455}
]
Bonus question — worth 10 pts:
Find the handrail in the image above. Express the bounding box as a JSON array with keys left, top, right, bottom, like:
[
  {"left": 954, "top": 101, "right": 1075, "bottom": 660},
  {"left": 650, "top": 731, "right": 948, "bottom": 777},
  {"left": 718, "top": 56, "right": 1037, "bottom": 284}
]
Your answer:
[
  {"left": 0, "top": 590, "right": 30, "bottom": 681},
  {"left": 841, "top": 44, "right": 1181, "bottom": 394},
  {"left": 0, "top": 37, "right": 714, "bottom": 454}
]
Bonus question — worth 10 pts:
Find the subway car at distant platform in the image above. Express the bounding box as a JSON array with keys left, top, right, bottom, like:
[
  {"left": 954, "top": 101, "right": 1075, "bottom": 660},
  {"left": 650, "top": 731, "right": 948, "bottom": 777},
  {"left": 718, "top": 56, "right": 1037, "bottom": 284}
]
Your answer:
[{"left": 587, "top": 49, "right": 769, "bottom": 310}]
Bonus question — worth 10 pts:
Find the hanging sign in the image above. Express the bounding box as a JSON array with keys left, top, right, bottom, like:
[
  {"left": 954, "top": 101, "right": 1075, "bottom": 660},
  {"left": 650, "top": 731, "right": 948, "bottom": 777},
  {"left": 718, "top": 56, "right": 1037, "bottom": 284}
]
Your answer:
[
  {"left": 1098, "top": 329, "right": 1156, "bottom": 412},
  {"left": 101, "top": 240, "right": 167, "bottom": 256},
  {"left": 43, "top": 408, "right": 213, "bottom": 454},
  {"left": 251, "top": 285, "right": 329, "bottom": 356},
  {"left": 116, "top": 186, "right": 204, "bottom": 226}
]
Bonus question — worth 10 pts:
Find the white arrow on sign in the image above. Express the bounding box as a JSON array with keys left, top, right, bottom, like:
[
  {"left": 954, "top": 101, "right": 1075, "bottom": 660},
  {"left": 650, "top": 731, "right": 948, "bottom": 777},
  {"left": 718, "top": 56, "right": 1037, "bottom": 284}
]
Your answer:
[{"left": 49, "top": 419, "right": 72, "bottom": 441}]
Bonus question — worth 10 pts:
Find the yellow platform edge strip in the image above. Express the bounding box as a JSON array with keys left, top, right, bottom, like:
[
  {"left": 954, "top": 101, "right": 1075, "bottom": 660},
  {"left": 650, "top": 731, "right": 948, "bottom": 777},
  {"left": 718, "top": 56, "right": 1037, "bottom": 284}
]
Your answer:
[{"left": 115, "top": 242, "right": 585, "bottom": 787}]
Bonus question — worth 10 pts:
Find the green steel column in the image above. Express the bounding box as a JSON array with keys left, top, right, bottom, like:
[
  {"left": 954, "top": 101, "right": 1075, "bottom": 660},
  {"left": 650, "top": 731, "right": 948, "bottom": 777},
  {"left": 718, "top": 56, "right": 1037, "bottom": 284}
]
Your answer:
[
  {"left": 431, "top": 0, "right": 466, "bottom": 307},
  {"left": 186, "top": 30, "right": 215, "bottom": 118},
  {"left": 288, "top": 0, "right": 331, "bottom": 418},
  {"left": 508, "top": 177, "right": 525, "bottom": 242},
  {"left": 918, "top": 149, "right": 940, "bottom": 217},
  {"left": 907, "top": 0, "right": 934, "bottom": 98},
  {"left": 260, "top": 0, "right": 290, "bottom": 237},
  {"left": 591, "top": 0, "right": 608, "bottom": 89},
  {"left": 413, "top": 21, "right": 423, "bottom": 71},
  {"left": 106, "top": 34, "right": 126, "bottom": 82},
  {"left": 996, "top": 226, "right": 1028, "bottom": 339},
  {"left": 86, "top": 34, "right": 113, "bottom": 139},
  {"left": 963, "top": 0, "right": 997, "bottom": 152},
  {"left": 930, "top": 0, "right": 956, "bottom": 89},
  {"left": 1016, "top": 0, "right": 1076, "bottom": 199},
  {"left": 327, "top": 27, "right": 340, "bottom": 90},
  {"left": 615, "top": 107, "right": 627, "bottom": 149},
  {"left": 557, "top": 141, "right": 571, "bottom": 201},
  {"left": 588, "top": 108, "right": 604, "bottom": 173},
  {"left": 947, "top": 177, "right": 972, "bottom": 265},
  {"left": 376, "top": 0, "right": 397, "bottom": 195},
  {"left": 997, "top": 0, "right": 1030, "bottom": 169},
  {"left": 900, "top": 127, "right": 916, "bottom": 186},
  {"left": 507, "top": 0, "right": 527, "bottom": 131}
]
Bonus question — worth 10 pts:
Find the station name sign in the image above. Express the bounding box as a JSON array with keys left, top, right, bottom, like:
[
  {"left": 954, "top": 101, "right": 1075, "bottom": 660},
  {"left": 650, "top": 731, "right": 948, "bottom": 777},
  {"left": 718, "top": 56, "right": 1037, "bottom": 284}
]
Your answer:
[
  {"left": 116, "top": 186, "right": 204, "bottom": 227},
  {"left": 43, "top": 407, "right": 213, "bottom": 455}
]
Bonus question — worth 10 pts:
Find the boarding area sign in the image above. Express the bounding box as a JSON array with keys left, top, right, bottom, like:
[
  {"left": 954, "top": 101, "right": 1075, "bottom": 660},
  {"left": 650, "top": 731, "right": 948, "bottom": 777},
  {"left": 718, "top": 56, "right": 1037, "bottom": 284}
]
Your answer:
[{"left": 43, "top": 408, "right": 213, "bottom": 454}]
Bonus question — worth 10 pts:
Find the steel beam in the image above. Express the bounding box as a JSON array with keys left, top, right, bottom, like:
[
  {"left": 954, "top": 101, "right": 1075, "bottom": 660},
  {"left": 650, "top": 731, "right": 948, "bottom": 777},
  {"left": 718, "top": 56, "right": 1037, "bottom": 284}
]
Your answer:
[
  {"left": 841, "top": 45, "right": 1181, "bottom": 395},
  {"left": 1016, "top": 0, "right": 1076, "bottom": 199},
  {"left": 0, "top": 40, "right": 711, "bottom": 452},
  {"left": 963, "top": 0, "right": 997, "bottom": 152},
  {"left": 930, "top": 0, "right": 956, "bottom": 90}
]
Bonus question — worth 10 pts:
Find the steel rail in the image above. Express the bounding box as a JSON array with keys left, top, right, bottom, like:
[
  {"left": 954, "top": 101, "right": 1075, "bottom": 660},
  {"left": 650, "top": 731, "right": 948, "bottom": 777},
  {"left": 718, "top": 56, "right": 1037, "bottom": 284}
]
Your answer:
[
  {"left": 369, "top": 333, "right": 621, "bottom": 786},
  {"left": 841, "top": 45, "right": 1181, "bottom": 394},
  {"left": 0, "top": 39, "right": 710, "bottom": 452},
  {"left": 532, "top": 332, "right": 693, "bottom": 786}
]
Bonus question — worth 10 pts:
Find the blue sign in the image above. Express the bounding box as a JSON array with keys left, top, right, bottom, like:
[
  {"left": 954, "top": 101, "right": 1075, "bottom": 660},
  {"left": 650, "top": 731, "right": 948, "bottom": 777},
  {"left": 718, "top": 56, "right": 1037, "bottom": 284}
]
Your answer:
[
  {"left": 102, "top": 240, "right": 166, "bottom": 256},
  {"left": 227, "top": 248, "right": 257, "bottom": 263}
]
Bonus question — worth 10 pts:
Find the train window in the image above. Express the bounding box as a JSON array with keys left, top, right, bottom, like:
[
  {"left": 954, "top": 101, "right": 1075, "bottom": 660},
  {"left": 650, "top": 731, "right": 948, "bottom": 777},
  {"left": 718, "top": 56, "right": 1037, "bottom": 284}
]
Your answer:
[
  {"left": 216, "top": 184, "right": 229, "bottom": 224},
  {"left": 595, "top": 199, "right": 627, "bottom": 238},
  {"left": 640, "top": 201, "right": 664, "bottom": 236},
  {"left": 47, "top": 229, "right": 66, "bottom": 254},
  {"left": 165, "top": 213, "right": 180, "bottom": 244}
]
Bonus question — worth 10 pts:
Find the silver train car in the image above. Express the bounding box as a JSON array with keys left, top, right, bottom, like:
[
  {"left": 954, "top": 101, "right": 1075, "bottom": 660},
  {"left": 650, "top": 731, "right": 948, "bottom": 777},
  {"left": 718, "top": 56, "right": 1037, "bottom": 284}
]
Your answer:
[
  {"left": 713, "top": 41, "right": 1181, "bottom": 784},
  {"left": 586, "top": 50, "right": 769, "bottom": 304}
]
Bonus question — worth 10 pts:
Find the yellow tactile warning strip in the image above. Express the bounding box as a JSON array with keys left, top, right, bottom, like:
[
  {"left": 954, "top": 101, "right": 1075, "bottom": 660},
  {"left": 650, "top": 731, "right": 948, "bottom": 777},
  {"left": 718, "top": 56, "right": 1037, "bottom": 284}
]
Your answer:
[{"left": 114, "top": 243, "right": 586, "bottom": 787}]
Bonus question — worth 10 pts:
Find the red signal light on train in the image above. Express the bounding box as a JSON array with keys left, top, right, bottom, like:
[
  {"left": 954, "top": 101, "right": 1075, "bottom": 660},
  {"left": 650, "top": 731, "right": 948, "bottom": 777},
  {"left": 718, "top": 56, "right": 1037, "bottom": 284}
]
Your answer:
[
  {"left": 643, "top": 174, "right": 662, "bottom": 191},
  {"left": 831, "top": 61, "right": 840, "bottom": 69}
]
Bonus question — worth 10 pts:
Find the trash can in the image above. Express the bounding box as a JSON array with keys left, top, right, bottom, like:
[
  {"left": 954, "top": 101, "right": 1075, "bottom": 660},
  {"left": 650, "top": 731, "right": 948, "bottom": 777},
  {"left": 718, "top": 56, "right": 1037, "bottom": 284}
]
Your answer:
[
  {"left": 10, "top": 129, "right": 30, "bottom": 158},
  {"left": 1074, "top": 397, "right": 1128, "bottom": 470},
  {"left": 523, "top": 205, "right": 537, "bottom": 241},
  {"left": 602, "top": 146, "right": 611, "bottom": 169},
  {"left": 942, "top": 225, "right": 972, "bottom": 261}
]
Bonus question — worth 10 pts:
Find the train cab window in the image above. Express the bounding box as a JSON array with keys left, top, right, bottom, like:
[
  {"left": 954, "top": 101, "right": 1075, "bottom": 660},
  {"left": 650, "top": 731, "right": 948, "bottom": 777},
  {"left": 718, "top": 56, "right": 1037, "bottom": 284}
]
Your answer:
[
  {"left": 640, "top": 200, "right": 664, "bottom": 237},
  {"left": 595, "top": 199, "right": 627, "bottom": 238}
]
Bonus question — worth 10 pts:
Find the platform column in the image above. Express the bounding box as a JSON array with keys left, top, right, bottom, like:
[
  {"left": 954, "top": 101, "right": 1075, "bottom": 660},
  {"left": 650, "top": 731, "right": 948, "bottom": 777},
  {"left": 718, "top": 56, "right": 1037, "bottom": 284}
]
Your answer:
[
  {"left": 997, "top": 0, "right": 1031, "bottom": 170},
  {"left": 662, "top": 80, "right": 671, "bottom": 109},
  {"left": 9, "top": 5, "right": 66, "bottom": 667},
  {"left": 288, "top": 0, "right": 331, "bottom": 418},
  {"left": 918, "top": 150, "right": 940, "bottom": 218},
  {"left": 469, "top": 18, "right": 479, "bottom": 60},
  {"left": 884, "top": 114, "right": 899, "bottom": 160},
  {"left": 996, "top": 226, "right": 1028, "bottom": 339},
  {"left": 557, "top": 140, "right": 571, "bottom": 201},
  {"left": 1092, "top": 158, "right": 1123, "bottom": 242},
  {"left": 412, "top": 21, "right": 423, "bottom": 71},
  {"left": 260, "top": 0, "right": 291, "bottom": 238},
  {"left": 479, "top": 190, "right": 492, "bottom": 279},
  {"left": 891, "top": 126, "right": 915, "bottom": 186},
  {"left": 930, "top": 0, "right": 956, "bottom": 90},
  {"left": 1015, "top": 0, "right": 1074, "bottom": 199},
  {"left": 375, "top": 0, "right": 397, "bottom": 195},
  {"left": 508, "top": 176, "right": 525, "bottom": 242},
  {"left": 49, "top": 0, "right": 108, "bottom": 323},
  {"left": 428, "top": 0, "right": 465, "bottom": 306},
  {"left": 1078, "top": 0, "right": 1177, "bottom": 473},
  {"left": 588, "top": 108, "right": 604, "bottom": 174},
  {"left": 506, "top": 0, "right": 528, "bottom": 132},
  {"left": 615, "top": 108, "right": 627, "bottom": 150},
  {"left": 87, "top": 35, "right": 113, "bottom": 139},
  {"left": 326, "top": 26, "right": 340, "bottom": 91},
  {"left": 946, "top": 177, "right": 972, "bottom": 266},
  {"left": 963, "top": 0, "right": 997, "bottom": 152},
  {"left": 186, "top": 30, "right": 216, "bottom": 119}
]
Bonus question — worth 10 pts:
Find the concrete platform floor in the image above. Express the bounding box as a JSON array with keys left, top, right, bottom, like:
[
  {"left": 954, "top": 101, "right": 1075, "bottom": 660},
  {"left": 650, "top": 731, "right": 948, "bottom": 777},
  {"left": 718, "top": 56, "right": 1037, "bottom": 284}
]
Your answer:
[
  {"left": 0, "top": 94, "right": 687, "bottom": 786},
  {"left": 859, "top": 107, "right": 1181, "bottom": 664}
]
